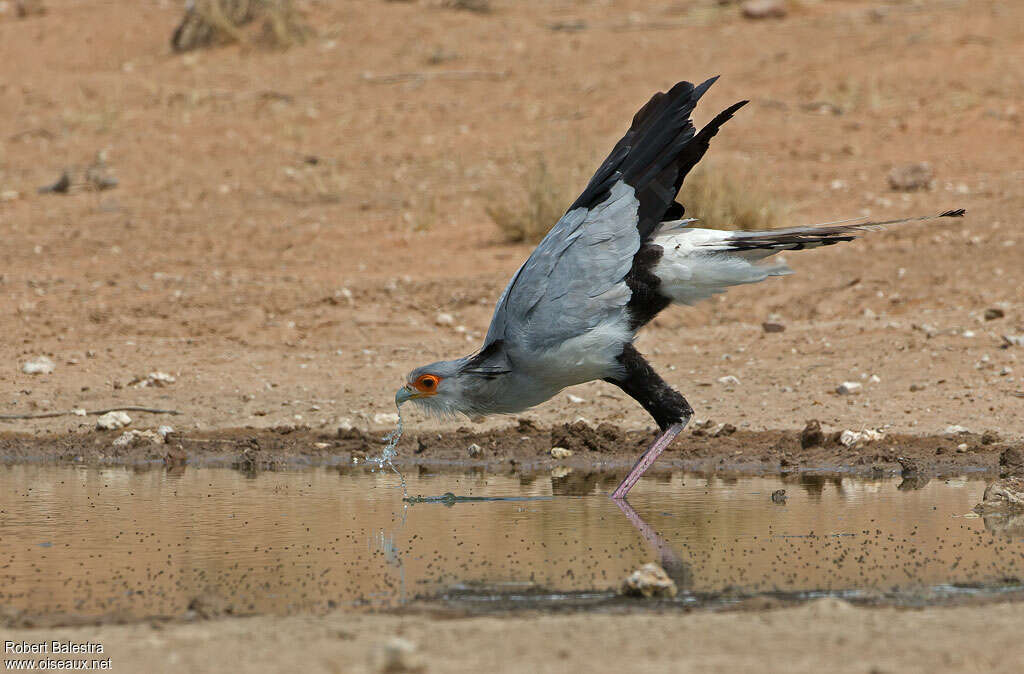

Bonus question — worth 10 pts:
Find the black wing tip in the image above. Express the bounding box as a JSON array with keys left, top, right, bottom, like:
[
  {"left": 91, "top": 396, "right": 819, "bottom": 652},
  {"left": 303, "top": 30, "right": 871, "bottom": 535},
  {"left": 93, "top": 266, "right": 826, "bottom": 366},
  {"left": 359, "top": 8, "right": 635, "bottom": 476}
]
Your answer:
[{"left": 939, "top": 208, "right": 966, "bottom": 218}]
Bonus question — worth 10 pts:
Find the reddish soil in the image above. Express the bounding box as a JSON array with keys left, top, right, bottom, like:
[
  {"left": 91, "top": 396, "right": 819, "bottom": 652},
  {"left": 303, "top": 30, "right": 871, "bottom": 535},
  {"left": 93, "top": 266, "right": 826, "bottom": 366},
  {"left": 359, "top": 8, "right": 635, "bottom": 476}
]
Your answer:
[{"left": 1, "top": 1, "right": 1023, "bottom": 670}]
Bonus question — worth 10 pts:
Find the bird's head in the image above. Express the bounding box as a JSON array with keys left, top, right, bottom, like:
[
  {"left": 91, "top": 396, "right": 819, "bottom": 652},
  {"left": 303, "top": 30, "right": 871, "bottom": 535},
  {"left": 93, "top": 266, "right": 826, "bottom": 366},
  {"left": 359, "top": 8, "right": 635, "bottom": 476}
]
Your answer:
[{"left": 396, "top": 359, "right": 473, "bottom": 418}]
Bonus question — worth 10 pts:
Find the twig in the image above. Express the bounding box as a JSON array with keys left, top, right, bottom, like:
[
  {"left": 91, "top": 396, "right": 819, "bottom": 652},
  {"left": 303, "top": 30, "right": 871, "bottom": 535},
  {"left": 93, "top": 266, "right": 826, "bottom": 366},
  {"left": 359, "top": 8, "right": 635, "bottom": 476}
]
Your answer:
[
  {"left": 0, "top": 406, "right": 181, "bottom": 421},
  {"left": 360, "top": 70, "right": 508, "bottom": 85}
]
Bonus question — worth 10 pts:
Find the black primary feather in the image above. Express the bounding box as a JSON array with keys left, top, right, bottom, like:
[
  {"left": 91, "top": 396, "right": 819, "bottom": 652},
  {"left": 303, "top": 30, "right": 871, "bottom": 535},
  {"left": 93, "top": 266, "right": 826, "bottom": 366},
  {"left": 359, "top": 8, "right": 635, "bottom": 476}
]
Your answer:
[{"left": 570, "top": 78, "right": 747, "bottom": 239}]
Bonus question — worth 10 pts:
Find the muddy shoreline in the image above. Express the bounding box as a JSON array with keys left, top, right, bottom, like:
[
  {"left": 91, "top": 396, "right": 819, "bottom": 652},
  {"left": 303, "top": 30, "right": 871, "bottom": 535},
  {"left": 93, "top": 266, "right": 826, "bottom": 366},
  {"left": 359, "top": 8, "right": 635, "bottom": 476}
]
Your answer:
[{"left": 0, "top": 422, "right": 1014, "bottom": 478}]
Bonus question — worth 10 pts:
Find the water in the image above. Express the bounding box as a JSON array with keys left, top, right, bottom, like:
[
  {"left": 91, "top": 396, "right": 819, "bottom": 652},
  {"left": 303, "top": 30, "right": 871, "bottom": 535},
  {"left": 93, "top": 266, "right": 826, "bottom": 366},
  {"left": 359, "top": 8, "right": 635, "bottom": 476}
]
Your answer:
[{"left": 1, "top": 465, "right": 1022, "bottom": 620}]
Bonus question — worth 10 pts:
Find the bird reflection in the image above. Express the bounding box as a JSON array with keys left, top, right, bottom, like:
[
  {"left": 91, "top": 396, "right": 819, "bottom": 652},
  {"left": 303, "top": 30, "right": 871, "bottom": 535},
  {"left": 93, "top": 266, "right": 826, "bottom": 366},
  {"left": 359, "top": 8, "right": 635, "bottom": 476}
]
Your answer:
[{"left": 614, "top": 498, "right": 692, "bottom": 589}]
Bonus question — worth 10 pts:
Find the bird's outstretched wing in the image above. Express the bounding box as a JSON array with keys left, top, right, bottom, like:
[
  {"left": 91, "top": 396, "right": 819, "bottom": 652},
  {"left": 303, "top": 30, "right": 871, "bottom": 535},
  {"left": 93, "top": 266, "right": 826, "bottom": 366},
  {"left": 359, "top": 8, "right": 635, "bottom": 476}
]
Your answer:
[{"left": 481, "top": 78, "right": 744, "bottom": 360}]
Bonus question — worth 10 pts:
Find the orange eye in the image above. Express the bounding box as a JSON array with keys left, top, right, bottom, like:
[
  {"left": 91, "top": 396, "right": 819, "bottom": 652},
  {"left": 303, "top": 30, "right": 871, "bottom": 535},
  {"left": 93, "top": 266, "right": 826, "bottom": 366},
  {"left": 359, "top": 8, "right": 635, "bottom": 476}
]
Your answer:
[{"left": 414, "top": 375, "right": 440, "bottom": 393}]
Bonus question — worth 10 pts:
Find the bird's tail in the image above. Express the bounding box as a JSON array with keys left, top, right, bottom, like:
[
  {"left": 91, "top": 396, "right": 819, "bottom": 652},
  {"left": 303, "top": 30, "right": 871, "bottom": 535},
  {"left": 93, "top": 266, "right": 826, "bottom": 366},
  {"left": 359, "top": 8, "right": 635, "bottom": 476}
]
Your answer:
[
  {"left": 696, "top": 208, "right": 965, "bottom": 255},
  {"left": 650, "top": 209, "right": 965, "bottom": 306}
]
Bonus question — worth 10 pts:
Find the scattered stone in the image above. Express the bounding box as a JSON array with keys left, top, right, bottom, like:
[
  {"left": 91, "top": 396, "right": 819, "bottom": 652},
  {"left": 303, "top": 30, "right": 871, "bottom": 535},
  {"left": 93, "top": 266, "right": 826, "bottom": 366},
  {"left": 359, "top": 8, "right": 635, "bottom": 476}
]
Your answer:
[
  {"left": 800, "top": 420, "right": 826, "bottom": 449},
  {"left": 909, "top": 383, "right": 928, "bottom": 392},
  {"left": 112, "top": 429, "right": 163, "bottom": 448},
  {"left": 72, "top": 408, "right": 87, "bottom": 416},
  {"left": 1003, "top": 334, "right": 1024, "bottom": 347},
  {"left": 708, "top": 422, "right": 736, "bottom": 438},
  {"left": 373, "top": 636, "right": 423, "bottom": 674},
  {"left": 566, "top": 393, "right": 586, "bottom": 404},
  {"left": 839, "top": 429, "right": 885, "bottom": 448},
  {"left": 338, "top": 418, "right": 354, "bottom": 433},
  {"left": 741, "top": 0, "right": 787, "bottom": 20},
  {"left": 621, "top": 563, "right": 678, "bottom": 599},
  {"left": 16, "top": 1, "right": 47, "bottom": 19},
  {"left": 869, "top": 374, "right": 881, "bottom": 384},
  {"left": 836, "top": 381, "right": 862, "bottom": 395},
  {"left": 550, "top": 420, "right": 625, "bottom": 453},
  {"left": 982, "top": 430, "right": 1000, "bottom": 446},
  {"left": 973, "top": 478, "right": 1024, "bottom": 514},
  {"left": 944, "top": 425, "right": 970, "bottom": 435},
  {"left": 130, "top": 371, "right": 176, "bottom": 388},
  {"left": 888, "top": 162, "right": 934, "bottom": 191},
  {"left": 550, "top": 446, "right": 573, "bottom": 460},
  {"left": 999, "top": 447, "right": 1024, "bottom": 477},
  {"left": 467, "top": 443, "right": 483, "bottom": 458},
  {"left": 897, "top": 456, "right": 920, "bottom": 476},
  {"left": 690, "top": 419, "right": 715, "bottom": 436},
  {"left": 434, "top": 312, "right": 455, "bottom": 326},
  {"left": 373, "top": 412, "right": 400, "bottom": 426},
  {"left": 771, "top": 489, "right": 787, "bottom": 503},
  {"left": 96, "top": 411, "right": 132, "bottom": 430},
  {"left": 717, "top": 375, "right": 741, "bottom": 386},
  {"left": 157, "top": 425, "right": 175, "bottom": 440},
  {"left": 762, "top": 322, "right": 786, "bottom": 333},
  {"left": 21, "top": 356, "right": 55, "bottom": 375},
  {"left": 984, "top": 307, "right": 1005, "bottom": 321},
  {"left": 37, "top": 170, "right": 71, "bottom": 194}
]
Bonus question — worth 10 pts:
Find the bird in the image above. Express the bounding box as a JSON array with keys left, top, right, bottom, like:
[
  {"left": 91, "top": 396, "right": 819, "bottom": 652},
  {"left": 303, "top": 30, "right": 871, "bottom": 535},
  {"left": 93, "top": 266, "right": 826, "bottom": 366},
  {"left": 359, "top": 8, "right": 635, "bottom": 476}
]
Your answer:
[{"left": 396, "top": 76, "right": 964, "bottom": 500}]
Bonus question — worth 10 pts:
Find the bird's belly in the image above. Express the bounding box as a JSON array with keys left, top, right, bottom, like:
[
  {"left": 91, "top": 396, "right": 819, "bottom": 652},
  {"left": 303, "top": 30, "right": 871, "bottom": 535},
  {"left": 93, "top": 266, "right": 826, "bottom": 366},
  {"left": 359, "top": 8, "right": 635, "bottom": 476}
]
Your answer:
[{"left": 518, "top": 317, "right": 633, "bottom": 391}]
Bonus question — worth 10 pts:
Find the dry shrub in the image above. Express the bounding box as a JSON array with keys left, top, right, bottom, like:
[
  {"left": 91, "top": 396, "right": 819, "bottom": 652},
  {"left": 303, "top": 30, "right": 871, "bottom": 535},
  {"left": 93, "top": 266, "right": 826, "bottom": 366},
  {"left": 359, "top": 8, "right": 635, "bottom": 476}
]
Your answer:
[
  {"left": 676, "top": 163, "right": 784, "bottom": 231},
  {"left": 488, "top": 158, "right": 784, "bottom": 244},
  {"left": 486, "top": 157, "right": 575, "bottom": 243},
  {"left": 171, "top": 0, "right": 308, "bottom": 52}
]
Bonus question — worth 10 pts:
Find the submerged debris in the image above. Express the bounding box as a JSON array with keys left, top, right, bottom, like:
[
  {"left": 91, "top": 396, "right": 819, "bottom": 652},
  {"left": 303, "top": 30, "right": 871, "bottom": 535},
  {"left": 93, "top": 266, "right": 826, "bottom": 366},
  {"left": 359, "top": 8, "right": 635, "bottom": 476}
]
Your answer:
[
  {"left": 621, "top": 563, "right": 678, "bottom": 599},
  {"left": 771, "top": 489, "right": 787, "bottom": 503}
]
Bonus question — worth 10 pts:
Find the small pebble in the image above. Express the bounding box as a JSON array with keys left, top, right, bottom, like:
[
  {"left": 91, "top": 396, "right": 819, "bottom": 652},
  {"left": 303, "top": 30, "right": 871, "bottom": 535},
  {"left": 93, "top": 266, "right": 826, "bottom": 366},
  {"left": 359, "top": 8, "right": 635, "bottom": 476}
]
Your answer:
[
  {"left": 836, "top": 381, "right": 862, "bottom": 395},
  {"left": 96, "top": 411, "right": 132, "bottom": 430},
  {"left": 21, "top": 356, "right": 55, "bottom": 375},
  {"left": 550, "top": 447, "right": 573, "bottom": 460},
  {"left": 467, "top": 443, "right": 483, "bottom": 458}
]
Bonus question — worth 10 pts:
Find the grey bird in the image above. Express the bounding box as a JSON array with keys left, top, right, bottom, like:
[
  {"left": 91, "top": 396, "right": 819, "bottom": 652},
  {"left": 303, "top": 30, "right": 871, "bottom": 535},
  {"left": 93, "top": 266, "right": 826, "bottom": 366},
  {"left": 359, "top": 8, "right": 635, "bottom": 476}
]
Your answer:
[{"left": 397, "top": 77, "right": 964, "bottom": 500}]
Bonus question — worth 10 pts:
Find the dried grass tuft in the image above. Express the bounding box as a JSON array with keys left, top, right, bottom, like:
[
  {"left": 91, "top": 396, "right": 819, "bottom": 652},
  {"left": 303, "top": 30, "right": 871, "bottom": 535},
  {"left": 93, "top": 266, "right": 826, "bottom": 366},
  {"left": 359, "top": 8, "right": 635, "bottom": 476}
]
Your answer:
[
  {"left": 488, "top": 158, "right": 785, "bottom": 244},
  {"left": 171, "top": 0, "right": 309, "bottom": 53}
]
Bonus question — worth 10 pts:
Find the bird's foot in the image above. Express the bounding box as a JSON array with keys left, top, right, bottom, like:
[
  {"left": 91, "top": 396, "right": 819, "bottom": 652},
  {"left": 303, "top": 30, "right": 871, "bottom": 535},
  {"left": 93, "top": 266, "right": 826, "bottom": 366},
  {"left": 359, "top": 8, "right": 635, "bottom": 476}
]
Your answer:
[{"left": 610, "top": 421, "right": 686, "bottom": 500}]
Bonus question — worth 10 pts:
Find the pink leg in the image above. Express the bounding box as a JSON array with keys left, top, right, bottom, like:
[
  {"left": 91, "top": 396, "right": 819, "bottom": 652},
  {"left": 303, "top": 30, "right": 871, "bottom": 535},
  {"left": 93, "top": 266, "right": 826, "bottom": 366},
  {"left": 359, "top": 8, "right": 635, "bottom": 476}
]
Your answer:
[{"left": 611, "top": 423, "right": 685, "bottom": 500}]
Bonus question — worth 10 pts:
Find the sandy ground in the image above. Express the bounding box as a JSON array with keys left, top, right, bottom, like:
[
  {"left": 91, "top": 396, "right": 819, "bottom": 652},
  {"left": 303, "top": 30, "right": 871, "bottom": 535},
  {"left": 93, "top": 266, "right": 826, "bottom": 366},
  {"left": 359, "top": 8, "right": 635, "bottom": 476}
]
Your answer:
[
  {"left": 1, "top": 0, "right": 1023, "bottom": 670},
  {"left": 4, "top": 600, "right": 1024, "bottom": 673}
]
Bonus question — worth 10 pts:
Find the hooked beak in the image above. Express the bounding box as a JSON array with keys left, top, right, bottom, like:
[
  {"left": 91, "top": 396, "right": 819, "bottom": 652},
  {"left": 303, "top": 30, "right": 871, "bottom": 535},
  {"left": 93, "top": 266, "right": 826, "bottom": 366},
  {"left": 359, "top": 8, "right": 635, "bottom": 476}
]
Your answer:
[{"left": 395, "top": 384, "right": 416, "bottom": 405}]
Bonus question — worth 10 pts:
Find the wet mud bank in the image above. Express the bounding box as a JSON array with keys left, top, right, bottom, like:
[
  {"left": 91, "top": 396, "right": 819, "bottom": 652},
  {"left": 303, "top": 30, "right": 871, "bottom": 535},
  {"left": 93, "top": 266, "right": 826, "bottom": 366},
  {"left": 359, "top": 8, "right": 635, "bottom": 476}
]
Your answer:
[{"left": 0, "top": 421, "right": 1017, "bottom": 478}]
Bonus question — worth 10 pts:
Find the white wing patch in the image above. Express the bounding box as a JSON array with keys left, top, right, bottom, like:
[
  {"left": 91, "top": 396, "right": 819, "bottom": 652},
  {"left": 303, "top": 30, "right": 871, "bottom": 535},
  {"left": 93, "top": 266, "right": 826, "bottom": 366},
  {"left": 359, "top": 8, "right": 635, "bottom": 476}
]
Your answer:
[{"left": 652, "top": 225, "right": 793, "bottom": 306}]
